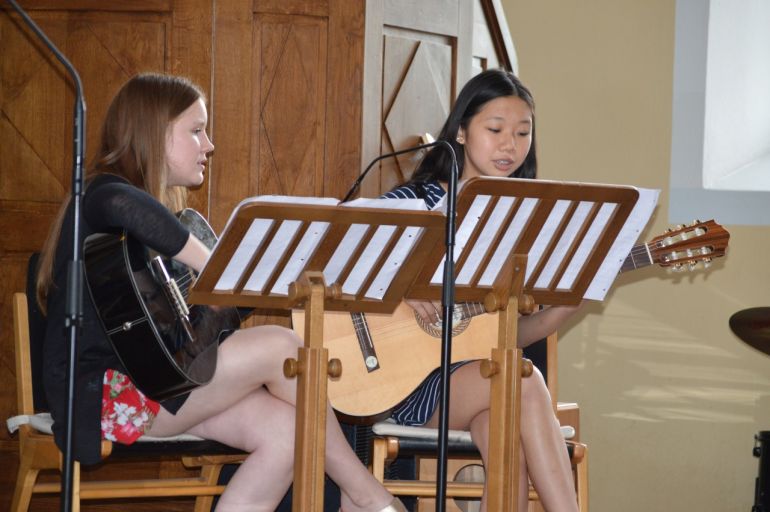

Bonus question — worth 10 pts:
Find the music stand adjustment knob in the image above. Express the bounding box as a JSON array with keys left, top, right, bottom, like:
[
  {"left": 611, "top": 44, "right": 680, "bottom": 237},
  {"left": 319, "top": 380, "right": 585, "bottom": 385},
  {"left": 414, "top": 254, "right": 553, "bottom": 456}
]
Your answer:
[
  {"left": 328, "top": 358, "right": 342, "bottom": 378},
  {"left": 283, "top": 357, "right": 301, "bottom": 378}
]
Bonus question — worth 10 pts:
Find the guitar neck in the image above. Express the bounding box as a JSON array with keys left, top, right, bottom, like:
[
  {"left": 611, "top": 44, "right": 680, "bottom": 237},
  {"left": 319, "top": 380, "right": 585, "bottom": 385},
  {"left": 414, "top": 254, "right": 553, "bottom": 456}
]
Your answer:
[{"left": 619, "top": 243, "right": 653, "bottom": 273}]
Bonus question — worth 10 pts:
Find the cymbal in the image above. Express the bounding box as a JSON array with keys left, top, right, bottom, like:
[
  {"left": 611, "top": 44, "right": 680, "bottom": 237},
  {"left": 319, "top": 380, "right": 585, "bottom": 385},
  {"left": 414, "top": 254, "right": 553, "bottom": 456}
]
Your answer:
[{"left": 729, "top": 307, "right": 770, "bottom": 357}]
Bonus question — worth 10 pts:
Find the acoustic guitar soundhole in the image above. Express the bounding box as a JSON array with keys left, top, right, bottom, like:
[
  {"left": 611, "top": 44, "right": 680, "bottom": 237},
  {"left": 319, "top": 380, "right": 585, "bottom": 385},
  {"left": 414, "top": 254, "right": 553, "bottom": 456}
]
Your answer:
[{"left": 413, "top": 305, "right": 471, "bottom": 339}]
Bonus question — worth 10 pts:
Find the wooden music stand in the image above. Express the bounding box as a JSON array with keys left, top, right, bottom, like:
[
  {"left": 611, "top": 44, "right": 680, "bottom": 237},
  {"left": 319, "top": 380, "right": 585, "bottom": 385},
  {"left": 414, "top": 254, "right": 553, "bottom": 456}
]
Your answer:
[
  {"left": 408, "top": 176, "right": 641, "bottom": 510},
  {"left": 188, "top": 197, "right": 445, "bottom": 511}
]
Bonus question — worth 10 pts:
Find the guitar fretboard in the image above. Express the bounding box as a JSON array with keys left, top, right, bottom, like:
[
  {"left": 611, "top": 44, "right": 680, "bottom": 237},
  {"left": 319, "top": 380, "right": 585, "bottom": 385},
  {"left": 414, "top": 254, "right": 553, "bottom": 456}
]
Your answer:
[{"left": 619, "top": 243, "right": 653, "bottom": 273}]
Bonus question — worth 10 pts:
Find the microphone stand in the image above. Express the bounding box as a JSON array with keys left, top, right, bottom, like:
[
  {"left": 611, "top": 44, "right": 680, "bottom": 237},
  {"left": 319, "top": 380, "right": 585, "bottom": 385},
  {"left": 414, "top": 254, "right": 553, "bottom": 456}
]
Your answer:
[
  {"left": 343, "top": 141, "right": 459, "bottom": 511},
  {"left": 5, "top": 2, "right": 86, "bottom": 511}
]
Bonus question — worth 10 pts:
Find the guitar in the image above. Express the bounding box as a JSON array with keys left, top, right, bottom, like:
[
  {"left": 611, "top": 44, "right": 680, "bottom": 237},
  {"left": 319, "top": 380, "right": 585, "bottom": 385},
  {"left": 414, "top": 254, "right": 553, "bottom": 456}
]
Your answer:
[
  {"left": 293, "top": 220, "right": 730, "bottom": 417},
  {"left": 84, "top": 209, "right": 240, "bottom": 401}
]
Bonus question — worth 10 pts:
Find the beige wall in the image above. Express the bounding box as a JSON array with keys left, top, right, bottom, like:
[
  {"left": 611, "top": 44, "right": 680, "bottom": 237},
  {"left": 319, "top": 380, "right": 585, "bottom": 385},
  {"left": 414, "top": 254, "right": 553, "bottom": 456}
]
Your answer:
[{"left": 502, "top": 1, "right": 770, "bottom": 510}]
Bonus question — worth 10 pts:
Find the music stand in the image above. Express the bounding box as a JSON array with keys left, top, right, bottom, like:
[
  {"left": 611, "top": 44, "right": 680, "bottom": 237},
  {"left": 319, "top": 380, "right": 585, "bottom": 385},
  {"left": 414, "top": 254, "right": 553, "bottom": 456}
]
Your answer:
[
  {"left": 408, "top": 176, "right": 642, "bottom": 509},
  {"left": 189, "top": 196, "right": 445, "bottom": 510}
]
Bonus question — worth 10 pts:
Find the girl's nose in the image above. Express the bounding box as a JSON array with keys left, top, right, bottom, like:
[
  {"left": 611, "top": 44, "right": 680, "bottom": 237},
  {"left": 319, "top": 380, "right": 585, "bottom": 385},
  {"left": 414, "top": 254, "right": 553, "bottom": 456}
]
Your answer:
[{"left": 500, "top": 135, "right": 517, "bottom": 152}]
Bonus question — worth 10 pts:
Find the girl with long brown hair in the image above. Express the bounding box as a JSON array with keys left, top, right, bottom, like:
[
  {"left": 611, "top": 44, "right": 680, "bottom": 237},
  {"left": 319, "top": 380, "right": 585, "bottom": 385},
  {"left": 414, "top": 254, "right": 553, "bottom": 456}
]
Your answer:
[{"left": 38, "top": 72, "right": 405, "bottom": 512}]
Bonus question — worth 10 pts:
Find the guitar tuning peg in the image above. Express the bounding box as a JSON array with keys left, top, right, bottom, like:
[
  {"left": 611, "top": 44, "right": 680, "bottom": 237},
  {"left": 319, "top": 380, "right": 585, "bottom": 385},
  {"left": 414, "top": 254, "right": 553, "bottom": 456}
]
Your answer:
[
  {"left": 703, "top": 257, "right": 712, "bottom": 269},
  {"left": 673, "top": 263, "right": 684, "bottom": 272},
  {"left": 692, "top": 219, "right": 702, "bottom": 225},
  {"left": 676, "top": 224, "right": 684, "bottom": 230},
  {"left": 688, "top": 260, "right": 698, "bottom": 271}
]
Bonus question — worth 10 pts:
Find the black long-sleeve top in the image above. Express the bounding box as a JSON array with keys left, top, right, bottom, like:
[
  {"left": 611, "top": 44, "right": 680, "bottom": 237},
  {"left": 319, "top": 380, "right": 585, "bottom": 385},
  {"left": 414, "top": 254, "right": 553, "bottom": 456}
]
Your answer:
[{"left": 43, "top": 173, "right": 190, "bottom": 464}]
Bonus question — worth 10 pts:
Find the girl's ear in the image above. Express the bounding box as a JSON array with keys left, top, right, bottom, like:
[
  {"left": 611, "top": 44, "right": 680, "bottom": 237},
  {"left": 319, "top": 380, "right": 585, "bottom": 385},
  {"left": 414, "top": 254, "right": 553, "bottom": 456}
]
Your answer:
[{"left": 456, "top": 127, "right": 466, "bottom": 144}]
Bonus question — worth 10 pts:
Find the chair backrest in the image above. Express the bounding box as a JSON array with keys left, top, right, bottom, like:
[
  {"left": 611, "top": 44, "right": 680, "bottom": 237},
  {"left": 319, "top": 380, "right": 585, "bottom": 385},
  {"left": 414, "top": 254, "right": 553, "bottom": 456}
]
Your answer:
[
  {"left": 13, "top": 292, "right": 35, "bottom": 417},
  {"left": 23, "top": 253, "right": 49, "bottom": 413}
]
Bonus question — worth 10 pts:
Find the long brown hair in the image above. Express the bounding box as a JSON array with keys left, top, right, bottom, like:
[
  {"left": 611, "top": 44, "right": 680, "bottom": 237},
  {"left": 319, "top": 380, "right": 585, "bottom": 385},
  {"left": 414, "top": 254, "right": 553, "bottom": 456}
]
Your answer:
[{"left": 36, "top": 73, "right": 206, "bottom": 311}]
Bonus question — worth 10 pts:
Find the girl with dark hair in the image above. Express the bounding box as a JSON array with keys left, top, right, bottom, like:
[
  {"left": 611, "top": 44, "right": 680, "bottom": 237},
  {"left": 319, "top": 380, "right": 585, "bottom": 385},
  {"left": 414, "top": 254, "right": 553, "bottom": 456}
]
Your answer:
[
  {"left": 38, "top": 73, "right": 405, "bottom": 512},
  {"left": 384, "top": 69, "right": 581, "bottom": 512}
]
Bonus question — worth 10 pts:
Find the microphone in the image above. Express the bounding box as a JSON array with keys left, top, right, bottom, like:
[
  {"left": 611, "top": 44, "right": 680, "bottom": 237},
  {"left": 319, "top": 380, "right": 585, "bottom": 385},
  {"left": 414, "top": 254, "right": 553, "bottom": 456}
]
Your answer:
[
  {"left": 340, "top": 134, "right": 447, "bottom": 203},
  {"left": 343, "top": 136, "right": 461, "bottom": 512}
]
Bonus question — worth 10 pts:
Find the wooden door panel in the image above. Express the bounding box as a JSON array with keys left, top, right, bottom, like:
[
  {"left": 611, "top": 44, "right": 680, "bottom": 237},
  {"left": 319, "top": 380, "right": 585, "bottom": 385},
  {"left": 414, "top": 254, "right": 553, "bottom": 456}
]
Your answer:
[
  {"left": 210, "top": 1, "right": 365, "bottom": 230},
  {"left": 2, "top": 14, "right": 70, "bottom": 203},
  {"left": 255, "top": 13, "right": 327, "bottom": 198},
  {"left": 361, "top": 0, "right": 514, "bottom": 197},
  {"left": 381, "top": 32, "right": 452, "bottom": 191},
  {"left": 1, "top": 11, "right": 168, "bottom": 207},
  {"left": 361, "top": 0, "right": 473, "bottom": 197}
]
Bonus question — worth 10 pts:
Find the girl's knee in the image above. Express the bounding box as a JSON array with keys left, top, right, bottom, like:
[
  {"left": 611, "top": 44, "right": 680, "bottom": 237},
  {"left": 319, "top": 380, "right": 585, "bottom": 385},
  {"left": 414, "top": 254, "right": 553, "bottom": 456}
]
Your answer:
[
  {"left": 237, "top": 325, "right": 302, "bottom": 356},
  {"left": 521, "top": 366, "right": 551, "bottom": 402}
]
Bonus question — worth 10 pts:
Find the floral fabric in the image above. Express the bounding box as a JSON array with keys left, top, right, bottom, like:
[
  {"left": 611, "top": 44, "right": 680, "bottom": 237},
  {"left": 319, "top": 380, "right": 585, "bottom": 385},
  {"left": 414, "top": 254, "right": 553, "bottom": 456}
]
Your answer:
[{"left": 101, "top": 369, "right": 160, "bottom": 444}]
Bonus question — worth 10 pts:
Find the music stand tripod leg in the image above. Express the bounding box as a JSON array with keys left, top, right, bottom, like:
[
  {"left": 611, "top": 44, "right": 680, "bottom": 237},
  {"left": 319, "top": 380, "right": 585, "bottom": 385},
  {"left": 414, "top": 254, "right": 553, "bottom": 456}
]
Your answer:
[
  {"left": 482, "top": 255, "right": 533, "bottom": 511},
  {"left": 285, "top": 272, "right": 330, "bottom": 511}
]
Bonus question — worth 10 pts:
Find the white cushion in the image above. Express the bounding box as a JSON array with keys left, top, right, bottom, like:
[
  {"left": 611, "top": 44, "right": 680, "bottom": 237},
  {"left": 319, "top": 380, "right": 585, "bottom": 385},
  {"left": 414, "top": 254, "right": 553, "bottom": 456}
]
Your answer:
[
  {"left": 372, "top": 418, "right": 575, "bottom": 442},
  {"left": 372, "top": 419, "right": 474, "bottom": 443},
  {"left": 6, "top": 413, "right": 206, "bottom": 443}
]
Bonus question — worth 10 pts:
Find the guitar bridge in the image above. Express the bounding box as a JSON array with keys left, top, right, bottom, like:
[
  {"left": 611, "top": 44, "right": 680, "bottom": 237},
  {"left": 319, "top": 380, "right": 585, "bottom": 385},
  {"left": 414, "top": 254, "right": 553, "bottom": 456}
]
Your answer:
[{"left": 151, "top": 256, "right": 195, "bottom": 343}]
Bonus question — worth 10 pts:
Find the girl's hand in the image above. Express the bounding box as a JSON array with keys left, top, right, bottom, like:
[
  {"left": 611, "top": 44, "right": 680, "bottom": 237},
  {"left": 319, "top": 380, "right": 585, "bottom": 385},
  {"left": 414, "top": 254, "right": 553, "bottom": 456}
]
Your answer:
[{"left": 405, "top": 299, "right": 443, "bottom": 325}]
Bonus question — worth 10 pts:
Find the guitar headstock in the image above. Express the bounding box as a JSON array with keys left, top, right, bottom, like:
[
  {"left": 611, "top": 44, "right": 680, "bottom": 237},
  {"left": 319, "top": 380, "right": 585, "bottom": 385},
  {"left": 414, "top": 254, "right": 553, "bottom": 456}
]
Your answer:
[{"left": 647, "top": 219, "right": 730, "bottom": 271}]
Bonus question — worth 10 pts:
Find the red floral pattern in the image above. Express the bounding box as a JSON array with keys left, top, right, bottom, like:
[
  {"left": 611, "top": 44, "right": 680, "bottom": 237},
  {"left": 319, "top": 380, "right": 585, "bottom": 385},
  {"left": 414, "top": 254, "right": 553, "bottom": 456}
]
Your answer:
[{"left": 101, "top": 369, "right": 160, "bottom": 444}]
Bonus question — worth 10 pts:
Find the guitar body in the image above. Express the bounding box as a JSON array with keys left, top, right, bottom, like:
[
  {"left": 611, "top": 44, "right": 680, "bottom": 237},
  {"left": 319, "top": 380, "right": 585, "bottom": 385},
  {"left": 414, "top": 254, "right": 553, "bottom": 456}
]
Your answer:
[
  {"left": 84, "top": 209, "right": 240, "bottom": 401},
  {"left": 293, "top": 303, "right": 498, "bottom": 417}
]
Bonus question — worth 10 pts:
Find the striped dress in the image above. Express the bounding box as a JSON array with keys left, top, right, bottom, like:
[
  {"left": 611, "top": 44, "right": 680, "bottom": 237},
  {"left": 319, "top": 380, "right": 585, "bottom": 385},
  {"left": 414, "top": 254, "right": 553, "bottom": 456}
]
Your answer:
[{"left": 381, "top": 180, "right": 475, "bottom": 426}]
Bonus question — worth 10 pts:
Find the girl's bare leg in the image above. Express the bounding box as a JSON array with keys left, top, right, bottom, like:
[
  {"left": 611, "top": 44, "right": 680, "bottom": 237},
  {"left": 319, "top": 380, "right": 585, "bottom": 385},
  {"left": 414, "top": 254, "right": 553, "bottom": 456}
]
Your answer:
[
  {"left": 146, "top": 325, "right": 393, "bottom": 511},
  {"left": 424, "top": 361, "right": 577, "bottom": 512}
]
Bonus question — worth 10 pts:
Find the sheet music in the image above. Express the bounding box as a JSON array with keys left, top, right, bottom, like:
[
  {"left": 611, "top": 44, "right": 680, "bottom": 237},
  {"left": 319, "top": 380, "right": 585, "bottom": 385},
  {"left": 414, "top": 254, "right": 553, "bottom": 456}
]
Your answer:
[{"left": 583, "top": 187, "right": 659, "bottom": 300}]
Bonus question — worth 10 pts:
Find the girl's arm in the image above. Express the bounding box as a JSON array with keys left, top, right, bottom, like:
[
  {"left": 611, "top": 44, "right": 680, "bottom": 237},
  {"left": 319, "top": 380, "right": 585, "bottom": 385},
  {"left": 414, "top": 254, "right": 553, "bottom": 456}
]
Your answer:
[
  {"left": 172, "top": 234, "right": 211, "bottom": 273},
  {"left": 516, "top": 304, "right": 583, "bottom": 348},
  {"left": 405, "top": 300, "right": 583, "bottom": 348}
]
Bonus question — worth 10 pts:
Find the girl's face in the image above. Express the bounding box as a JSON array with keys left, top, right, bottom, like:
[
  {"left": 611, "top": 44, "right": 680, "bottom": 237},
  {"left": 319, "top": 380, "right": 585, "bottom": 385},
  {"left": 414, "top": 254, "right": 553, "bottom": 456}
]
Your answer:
[
  {"left": 457, "top": 95, "right": 533, "bottom": 180},
  {"left": 166, "top": 98, "right": 214, "bottom": 187}
]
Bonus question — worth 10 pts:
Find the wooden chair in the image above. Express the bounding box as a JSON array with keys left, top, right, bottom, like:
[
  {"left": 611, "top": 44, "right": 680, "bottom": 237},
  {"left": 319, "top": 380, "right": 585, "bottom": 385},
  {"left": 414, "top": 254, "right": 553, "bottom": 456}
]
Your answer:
[
  {"left": 368, "top": 332, "right": 589, "bottom": 512},
  {"left": 7, "top": 282, "right": 246, "bottom": 511}
]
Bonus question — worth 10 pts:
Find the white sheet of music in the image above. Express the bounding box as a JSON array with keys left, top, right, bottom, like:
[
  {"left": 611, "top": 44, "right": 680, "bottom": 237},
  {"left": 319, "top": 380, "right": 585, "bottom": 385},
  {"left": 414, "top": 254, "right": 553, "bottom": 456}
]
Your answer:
[{"left": 583, "top": 187, "right": 659, "bottom": 299}]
